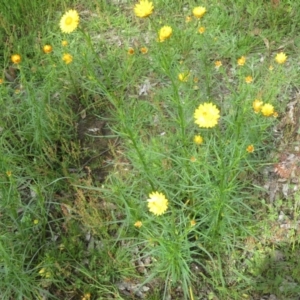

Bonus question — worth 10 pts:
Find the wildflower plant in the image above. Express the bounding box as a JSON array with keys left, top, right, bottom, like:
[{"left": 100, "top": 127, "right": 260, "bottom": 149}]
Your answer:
[{"left": 1, "top": 0, "right": 299, "bottom": 299}]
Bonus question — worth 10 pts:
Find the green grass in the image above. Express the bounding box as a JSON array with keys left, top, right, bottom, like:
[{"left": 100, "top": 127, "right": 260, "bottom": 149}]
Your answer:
[{"left": 1, "top": 0, "right": 300, "bottom": 299}]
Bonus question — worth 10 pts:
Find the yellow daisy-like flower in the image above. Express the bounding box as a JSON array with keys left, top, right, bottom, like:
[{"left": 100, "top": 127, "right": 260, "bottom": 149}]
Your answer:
[
  {"left": 159, "top": 26, "right": 172, "bottom": 42},
  {"left": 215, "top": 60, "right": 222, "bottom": 69},
  {"left": 261, "top": 103, "right": 274, "bottom": 117},
  {"left": 147, "top": 191, "right": 168, "bottom": 216},
  {"left": 246, "top": 145, "right": 254, "bottom": 153},
  {"left": 62, "top": 40, "right": 68, "bottom": 47},
  {"left": 134, "top": 0, "right": 154, "bottom": 18},
  {"left": 62, "top": 53, "right": 73, "bottom": 64},
  {"left": 193, "top": 135, "right": 203, "bottom": 145},
  {"left": 193, "top": 6, "right": 206, "bottom": 18},
  {"left": 134, "top": 221, "right": 143, "bottom": 228},
  {"left": 190, "top": 219, "right": 196, "bottom": 226},
  {"left": 275, "top": 52, "right": 287, "bottom": 64},
  {"left": 0, "top": 78, "right": 3, "bottom": 84},
  {"left": 198, "top": 26, "right": 205, "bottom": 34},
  {"left": 194, "top": 102, "right": 220, "bottom": 128},
  {"left": 11, "top": 54, "right": 21, "bottom": 64},
  {"left": 43, "top": 45, "right": 53, "bottom": 54},
  {"left": 127, "top": 47, "right": 135, "bottom": 55},
  {"left": 178, "top": 72, "right": 190, "bottom": 82},
  {"left": 252, "top": 99, "right": 263, "bottom": 113},
  {"left": 140, "top": 47, "right": 148, "bottom": 54},
  {"left": 60, "top": 9, "right": 80, "bottom": 34},
  {"left": 237, "top": 56, "right": 246, "bottom": 66},
  {"left": 245, "top": 76, "right": 253, "bottom": 83},
  {"left": 273, "top": 112, "right": 278, "bottom": 118}
]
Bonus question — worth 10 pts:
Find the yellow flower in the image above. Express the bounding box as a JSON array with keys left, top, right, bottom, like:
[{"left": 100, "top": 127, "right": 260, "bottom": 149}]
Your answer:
[
  {"left": 147, "top": 191, "right": 168, "bottom": 216},
  {"left": 245, "top": 76, "right": 253, "bottom": 83},
  {"left": 0, "top": 78, "right": 3, "bottom": 84},
  {"left": 198, "top": 26, "right": 205, "bottom": 34},
  {"left": 62, "top": 53, "right": 73, "bottom": 64},
  {"left": 6, "top": 170, "right": 12, "bottom": 177},
  {"left": 159, "top": 26, "right": 172, "bottom": 42},
  {"left": 193, "top": 6, "right": 206, "bottom": 18},
  {"left": 194, "top": 102, "right": 220, "bottom": 128},
  {"left": 134, "top": 221, "right": 143, "bottom": 228},
  {"left": 261, "top": 103, "right": 274, "bottom": 117},
  {"left": 215, "top": 60, "right": 222, "bottom": 69},
  {"left": 246, "top": 145, "right": 254, "bottom": 153},
  {"left": 60, "top": 9, "right": 80, "bottom": 33},
  {"left": 273, "top": 111, "right": 278, "bottom": 118},
  {"left": 39, "top": 268, "right": 51, "bottom": 278},
  {"left": 190, "top": 156, "right": 197, "bottom": 162},
  {"left": 275, "top": 52, "right": 287, "bottom": 64},
  {"left": 134, "top": 0, "right": 154, "bottom": 18},
  {"left": 127, "top": 47, "right": 135, "bottom": 55},
  {"left": 193, "top": 135, "right": 203, "bottom": 145},
  {"left": 252, "top": 99, "right": 263, "bottom": 113},
  {"left": 33, "top": 219, "right": 39, "bottom": 225},
  {"left": 178, "top": 72, "right": 190, "bottom": 82},
  {"left": 190, "top": 219, "right": 196, "bottom": 226},
  {"left": 186, "top": 16, "right": 192, "bottom": 23},
  {"left": 43, "top": 45, "right": 53, "bottom": 54},
  {"left": 11, "top": 54, "right": 21, "bottom": 64},
  {"left": 62, "top": 40, "right": 68, "bottom": 46},
  {"left": 269, "top": 65, "right": 274, "bottom": 71},
  {"left": 82, "top": 293, "right": 91, "bottom": 300},
  {"left": 140, "top": 47, "right": 148, "bottom": 54},
  {"left": 237, "top": 56, "right": 246, "bottom": 66}
]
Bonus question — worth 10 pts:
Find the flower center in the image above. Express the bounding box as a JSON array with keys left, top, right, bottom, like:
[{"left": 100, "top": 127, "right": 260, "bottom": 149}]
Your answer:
[{"left": 65, "top": 17, "right": 73, "bottom": 25}]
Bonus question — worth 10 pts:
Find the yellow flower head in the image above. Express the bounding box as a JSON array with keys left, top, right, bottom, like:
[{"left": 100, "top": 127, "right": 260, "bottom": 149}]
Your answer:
[
  {"left": 252, "top": 99, "right": 263, "bottom": 113},
  {"left": 60, "top": 9, "right": 79, "bottom": 33},
  {"left": 11, "top": 54, "right": 21, "bottom": 64},
  {"left": 147, "top": 191, "right": 168, "bottom": 216},
  {"left": 82, "top": 293, "right": 91, "bottom": 300},
  {"left": 245, "top": 76, "right": 253, "bottom": 83},
  {"left": 62, "top": 53, "right": 73, "bottom": 64},
  {"left": 178, "top": 71, "right": 190, "bottom": 82},
  {"left": 193, "top": 6, "right": 206, "bottom": 18},
  {"left": 237, "top": 56, "right": 246, "bottom": 66},
  {"left": 134, "top": 0, "right": 154, "bottom": 18},
  {"left": 159, "top": 26, "right": 172, "bottom": 42},
  {"left": 198, "top": 26, "right": 205, "bottom": 34},
  {"left": 39, "top": 268, "right": 51, "bottom": 278},
  {"left": 62, "top": 40, "right": 68, "bottom": 47},
  {"left": 246, "top": 145, "right": 254, "bottom": 153},
  {"left": 190, "top": 219, "right": 196, "bottom": 226},
  {"left": 0, "top": 78, "right": 4, "bottom": 84},
  {"left": 215, "top": 60, "right": 222, "bottom": 69},
  {"left": 134, "top": 221, "right": 143, "bottom": 228},
  {"left": 193, "top": 135, "right": 203, "bottom": 145},
  {"left": 127, "top": 47, "right": 135, "bottom": 55},
  {"left": 140, "top": 47, "right": 148, "bottom": 54},
  {"left": 194, "top": 102, "right": 220, "bottom": 128},
  {"left": 186, "top": 16, "right": 192, "bottom": 23},
  {"left": 275, "top": 52, "right": 287, "bottom": 64},
  {"left": 261, "top": 103, "right": 274, "bottom": 117},
  {"left": 43, "top": 45, "right": 53, "bottom": 54}
]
